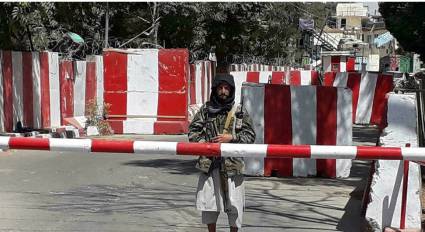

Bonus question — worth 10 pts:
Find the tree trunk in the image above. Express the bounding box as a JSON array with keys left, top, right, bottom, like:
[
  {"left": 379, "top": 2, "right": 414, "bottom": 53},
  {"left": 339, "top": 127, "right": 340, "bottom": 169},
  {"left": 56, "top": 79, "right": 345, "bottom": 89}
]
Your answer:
[
  {"left": 26, "top": 25, "right": 34, "bottom": 51},
  {"left": 151, "top": 2, "right": 159, "bottom": 45}
]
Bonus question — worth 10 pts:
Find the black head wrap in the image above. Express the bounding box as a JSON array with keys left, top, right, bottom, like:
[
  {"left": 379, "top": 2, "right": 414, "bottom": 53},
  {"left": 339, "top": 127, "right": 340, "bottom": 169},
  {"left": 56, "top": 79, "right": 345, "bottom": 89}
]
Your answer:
[{"left": 208, "top": 73, "right": 235, "bottom": 114}]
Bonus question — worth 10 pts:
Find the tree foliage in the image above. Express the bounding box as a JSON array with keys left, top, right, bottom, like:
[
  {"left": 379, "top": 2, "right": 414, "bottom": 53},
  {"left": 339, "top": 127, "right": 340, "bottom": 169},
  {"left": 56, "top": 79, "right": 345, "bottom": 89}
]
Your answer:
[
  {"left": 379, "top": 2, "right": 425, "bottom": 61},
  {"left": 0, "top": 2, "right": 332, "bottom": 66}
]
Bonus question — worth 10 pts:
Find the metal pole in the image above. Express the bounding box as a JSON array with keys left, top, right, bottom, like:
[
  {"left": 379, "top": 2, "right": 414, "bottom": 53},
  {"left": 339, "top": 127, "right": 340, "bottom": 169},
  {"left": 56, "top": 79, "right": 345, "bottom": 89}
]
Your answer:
[
  {"left": 421, "top": 80, "right": 425, "bottom": 146},
  {"left": 416, "top": 88, "right": 424, "bottom": 147},
  {"left": 104, "top": 2, "right": 109, "bottom": 48},
  {"left": 400, "top": 143, "right": 411, "bottom": 229}
]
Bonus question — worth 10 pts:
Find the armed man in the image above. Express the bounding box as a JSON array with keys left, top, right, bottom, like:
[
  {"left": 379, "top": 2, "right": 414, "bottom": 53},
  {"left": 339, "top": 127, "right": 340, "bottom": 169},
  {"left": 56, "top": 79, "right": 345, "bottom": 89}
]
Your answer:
[{"left": 188, "top": 73, "right": 256, "bottom": 232}]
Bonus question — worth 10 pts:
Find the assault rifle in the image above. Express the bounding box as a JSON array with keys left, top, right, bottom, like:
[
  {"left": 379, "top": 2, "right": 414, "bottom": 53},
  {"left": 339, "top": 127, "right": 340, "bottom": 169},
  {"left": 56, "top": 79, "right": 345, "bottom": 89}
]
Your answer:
[{"left": 204, "top": 118, "right": 219, "bottom": 142}]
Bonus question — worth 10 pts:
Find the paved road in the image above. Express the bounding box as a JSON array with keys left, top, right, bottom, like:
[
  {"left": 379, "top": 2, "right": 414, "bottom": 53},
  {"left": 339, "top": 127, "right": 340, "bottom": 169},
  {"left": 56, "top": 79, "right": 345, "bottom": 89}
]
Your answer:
[{"left": 0, "top": 126, "right": 378, "bottom": 232}]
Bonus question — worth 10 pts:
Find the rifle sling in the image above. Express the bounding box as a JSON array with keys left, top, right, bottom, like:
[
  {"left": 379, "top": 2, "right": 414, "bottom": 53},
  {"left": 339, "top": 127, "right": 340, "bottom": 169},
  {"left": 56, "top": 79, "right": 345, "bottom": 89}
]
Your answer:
[{"left": 223, "top": 105, "right": 236, "bottom": 134}]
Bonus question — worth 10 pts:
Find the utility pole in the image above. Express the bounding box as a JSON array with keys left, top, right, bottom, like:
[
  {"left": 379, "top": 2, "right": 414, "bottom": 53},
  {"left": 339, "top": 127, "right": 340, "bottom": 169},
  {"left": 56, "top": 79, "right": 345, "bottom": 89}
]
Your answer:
[
  {"left": 151, "top": 2, "right": 159, "bottom": 45},
  {"left": 104, "top": 2, "right": 109, "bottom": 48}
]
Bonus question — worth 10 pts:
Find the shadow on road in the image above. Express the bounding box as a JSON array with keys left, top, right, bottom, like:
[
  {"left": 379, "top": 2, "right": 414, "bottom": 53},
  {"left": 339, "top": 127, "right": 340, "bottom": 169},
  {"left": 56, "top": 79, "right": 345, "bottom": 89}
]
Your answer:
[
  {"left": 38, "top": 183, "right": 197, "bottom": 216},
  {"left": 123, "top": 158, "right": 199, "bottom": 175}
]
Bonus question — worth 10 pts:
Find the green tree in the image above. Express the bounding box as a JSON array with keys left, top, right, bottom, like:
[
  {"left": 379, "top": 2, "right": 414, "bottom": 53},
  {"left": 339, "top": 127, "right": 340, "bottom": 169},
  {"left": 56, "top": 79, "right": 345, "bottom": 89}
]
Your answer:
[
  {"left": 0, "top": 2, "right": 332, "bottom": 66},
  {"left": 379, "top": 3, "right": 425, "bottom": 61},
  {"left": 0, "top": 2, "right": 57, "bottom": 51}
]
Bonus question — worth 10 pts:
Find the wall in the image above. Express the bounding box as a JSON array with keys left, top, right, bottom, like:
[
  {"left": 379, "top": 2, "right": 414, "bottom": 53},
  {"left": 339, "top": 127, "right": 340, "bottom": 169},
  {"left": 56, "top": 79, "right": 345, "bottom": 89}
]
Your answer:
[
  {"left": 103, "top": 49, "right": 189, "bottom": 135},
  {"left": 242, "top": 83, "right": 353, "bottom": 177},
  {"left": 365, "top": 94, "right": 421, "bottom": 230}
]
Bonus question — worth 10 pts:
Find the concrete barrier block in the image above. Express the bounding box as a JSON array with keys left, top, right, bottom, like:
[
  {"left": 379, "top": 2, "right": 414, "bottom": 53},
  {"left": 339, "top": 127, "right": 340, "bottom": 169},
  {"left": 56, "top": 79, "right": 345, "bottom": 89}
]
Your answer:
[{"left": 365, "top": 94, "right": 421, "bottom": 230}]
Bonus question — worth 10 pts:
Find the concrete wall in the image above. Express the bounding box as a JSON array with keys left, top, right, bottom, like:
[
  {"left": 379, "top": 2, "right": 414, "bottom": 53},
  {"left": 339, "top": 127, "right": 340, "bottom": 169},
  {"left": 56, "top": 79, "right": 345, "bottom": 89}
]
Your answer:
[{"left": 365, "top": 93, "right": 422, "bottom": 230}]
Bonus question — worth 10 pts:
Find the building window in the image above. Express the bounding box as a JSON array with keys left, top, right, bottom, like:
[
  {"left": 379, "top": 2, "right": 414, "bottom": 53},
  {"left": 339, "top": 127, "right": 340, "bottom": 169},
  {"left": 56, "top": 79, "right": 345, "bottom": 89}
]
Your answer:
[
  {"left": 362, "top": 34, "right": 364, "bottom": 41},
  {"left": 341, "top": 18, "right": 346, "bottom": 29}
]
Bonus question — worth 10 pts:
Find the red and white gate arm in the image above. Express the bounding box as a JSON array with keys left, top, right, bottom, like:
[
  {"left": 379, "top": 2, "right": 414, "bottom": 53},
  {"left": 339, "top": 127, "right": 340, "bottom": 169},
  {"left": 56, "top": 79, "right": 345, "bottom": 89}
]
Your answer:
[{"left": 1, "top": 137, "right": 425, "bottom": 161}]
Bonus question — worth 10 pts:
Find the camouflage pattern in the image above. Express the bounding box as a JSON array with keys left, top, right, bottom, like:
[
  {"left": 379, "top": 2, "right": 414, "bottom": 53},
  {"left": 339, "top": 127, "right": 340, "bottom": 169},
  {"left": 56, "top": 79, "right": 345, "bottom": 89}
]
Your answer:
[{"left": 189, "top": 102, "right": 256, "bottom": 175}]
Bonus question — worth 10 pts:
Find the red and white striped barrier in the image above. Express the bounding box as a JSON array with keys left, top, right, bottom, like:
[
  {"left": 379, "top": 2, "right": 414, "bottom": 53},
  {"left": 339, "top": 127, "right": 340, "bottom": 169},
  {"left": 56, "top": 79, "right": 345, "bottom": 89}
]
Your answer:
[
  {"left": 88, "top": 55, "right": 104, "bottom": 113},
  {"left": 287, "top": 70, "right": 320, "bottom": 86},
  {"left": 323, "top": 71, "right": 393, "bottom": 128},
  {"left": 59, "top": 57, "right": 103, "bottom": 126},
  {"left": 322, "top": 55, "right": 356, "bottom": 72},
  {"left": 189, "top": 60, "right": 215, "bottom": 105},
  {"left": 230, "top": 64, "right": 285, "bottom": 72},
  {"left": 1, "top": 137, "right": 425, "bottom": 161},
  {"left": 231, "top": 71, "right": 319, "bottom": 85},
  {"left": 231, "top": 71, "right": 320, "bottom": 105},
  {"left": 230, "top": 64, "right": 248, "bottom": 72},
  {"left": 241, "top": 83, "right": 353, "bottom": 177},
  {"left": 103, "top": 49, "right": 189, "bottom": 134},
  {"left": 0, "top": 51, "right": 61, "bottom": 132}
]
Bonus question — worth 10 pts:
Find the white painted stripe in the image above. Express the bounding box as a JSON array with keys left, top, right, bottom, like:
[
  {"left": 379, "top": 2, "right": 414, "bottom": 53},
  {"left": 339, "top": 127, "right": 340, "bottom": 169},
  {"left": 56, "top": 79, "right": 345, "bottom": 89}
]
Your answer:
[
  {"left": 134, "top": 141, "right": 177, "bottom": 155},
  {"left": 285, "top": 69, "right": 291, "bottom": 84},
  {"left": 0, "top": 136, "right": 10, "bottom": 150},
  {"left": 300, "top": 71, "right": 312, "bottom": 85},
  {"left": 73, "top": 61, "right": 87, "bottom": 116},
  {"left": 32, "top": 52, "right": 42, "bottom": 128},
  {"left": 127, "top": 50, "right": 159, "bottom": 118},
  {"left": 49, "top": 52, "right": 61, "bottom": 127},
  {"left": 95, "top": 55, "right": 104, "bottom": 113},
  {"left": 323, "top": 56, "right": 332, "bottom": 72},
  {"left": 123, "top": 119, "right": 155, "bottom": 134},
  {"left": 49, "top": 138, "right": 91, "bottom": 152},
  {"left": 291, "top": 86, "right": 317, "bottom": 176},
  {"left": 336, "top": 87, "right": 353, "bottom": 177},
  {"left": 243, "top": 84, "right": 265, "bottom": 144},
  {"left": 242, "top": 83, "right": 265, "bottom": 176},
  {"left": 0, "top": 51, "right": 4, "bottom": 132},
  {"left": 333, "top": 72, "right": 349, "bottom": 87},
  {"left": 356, "top": 72, "right": 378, "bottom": 124},
  {"left": 195, "top": 62, "right": 202, "bottom": 104},
  {"left": 406, "top": 162, "right": 422, "bottom": 228},
  {"left": 203, "top": 61, "right": 209, "bottom": 103},
  {"left": 221, "top": 143, "right": 268, "bottom": 158},
  {"left": 340, "top": 56, "right": 347, "bottom": 72},
  {"left": 259, "top": 71, "right": 272, "bottom": 83},
  {"left": 205, "top": 62, "right": 210, "bottom": 99},
  {"left": 311, "top": 145, "right": 357, "bottom": 159},
  {"left": 12, "top": 51, "right": 23, "bottom": 129},
  {"left": 337, "top": 88, "right": 353, "bottom": 146},
  {"left": 401, "top": 147, "right": 425, "bottom": 161},
  {"left": 230, "top": 72, "right": 248, "bottom": 105}
]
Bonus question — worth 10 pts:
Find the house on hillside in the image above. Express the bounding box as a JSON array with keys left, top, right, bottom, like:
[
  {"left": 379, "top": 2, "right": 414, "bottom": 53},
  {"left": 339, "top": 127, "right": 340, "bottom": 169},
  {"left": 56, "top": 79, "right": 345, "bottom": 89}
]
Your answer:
[{"left": 320, "top": 3, "right": 421, "bottom": 72}]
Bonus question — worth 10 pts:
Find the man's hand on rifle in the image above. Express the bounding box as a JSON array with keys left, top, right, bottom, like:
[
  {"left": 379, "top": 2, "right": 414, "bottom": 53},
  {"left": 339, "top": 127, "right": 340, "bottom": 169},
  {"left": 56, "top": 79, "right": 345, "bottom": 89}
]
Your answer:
[{"left": 211, "top": 134, "right": 233, "bottom": 143}]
